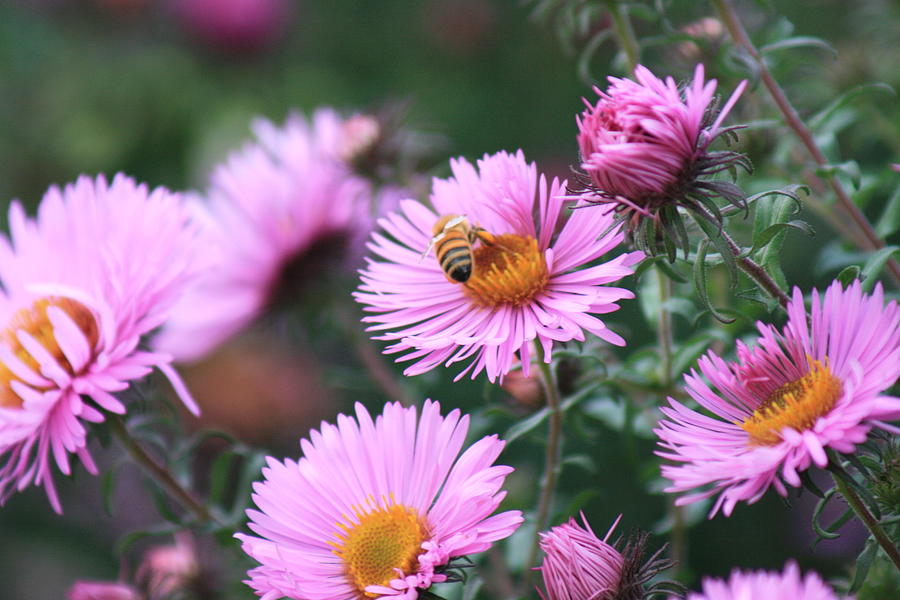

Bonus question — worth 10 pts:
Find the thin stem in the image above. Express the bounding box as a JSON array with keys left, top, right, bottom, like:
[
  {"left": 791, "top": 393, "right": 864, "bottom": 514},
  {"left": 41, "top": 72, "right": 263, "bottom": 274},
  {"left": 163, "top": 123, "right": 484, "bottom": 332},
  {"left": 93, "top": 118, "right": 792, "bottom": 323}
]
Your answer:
[
  {"left": 523, "top": 344, "right": 564, "bottom": 592},
  {"left": 656, "top": 268, "right": 674, "bottom": 387},
  {"left": 606, "top": 0, "right": 641, "bottom": 73},
  {"left": 831, "top": 472, "right": 900, "bottom": 571},
  {"left": 712, "top": 0, "right": 900, "bottom": 285},
  {"left": 109, "top": 415, "right": 217, "bottom": 526},
  {"left": 655, "top": 267, "right": 688, "bottom": 574},
  {"left": 337, "top": 304, "right": 414, "bottom": 407}
]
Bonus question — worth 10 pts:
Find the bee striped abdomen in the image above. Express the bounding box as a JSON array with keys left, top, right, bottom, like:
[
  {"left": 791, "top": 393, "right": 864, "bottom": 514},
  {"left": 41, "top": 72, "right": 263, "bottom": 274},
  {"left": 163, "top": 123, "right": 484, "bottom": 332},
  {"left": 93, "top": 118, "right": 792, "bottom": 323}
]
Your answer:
[{"left": 436, "top": 233, "right": 473, "bottom": 282}]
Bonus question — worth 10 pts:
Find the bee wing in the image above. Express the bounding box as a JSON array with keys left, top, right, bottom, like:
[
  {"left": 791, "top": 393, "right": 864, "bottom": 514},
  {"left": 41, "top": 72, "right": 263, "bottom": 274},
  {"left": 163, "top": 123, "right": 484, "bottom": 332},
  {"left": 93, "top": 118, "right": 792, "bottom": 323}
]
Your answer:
[{"left": 420, "top": 231, "right": 447, "bottom": 262}]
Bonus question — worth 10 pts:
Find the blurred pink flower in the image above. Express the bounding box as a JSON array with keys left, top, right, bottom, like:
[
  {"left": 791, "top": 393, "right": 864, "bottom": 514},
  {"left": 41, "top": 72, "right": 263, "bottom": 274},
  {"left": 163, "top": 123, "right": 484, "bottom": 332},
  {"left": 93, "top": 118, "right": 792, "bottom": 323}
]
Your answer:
[
  {"left": 155, "top": 109, "right": 383, "bottom": 363},
  {"left": 0, "top": 175, "right": 199, "bottom": 512},
  {"left": 136, "top": 534, "right": 199, "bottom": 597},
  {"left": 686, "top": 561, "right": 846, "bottom": 600},
  {"left": 656, "top": 281, "right": 900, "bottom": 517},
  {"left": 237, "top": 400, "right": 522, "bottom": 600},
  {"left": 355, "top": 150, "right": 642, "bottom": 382},
  {"left": 67, "top": 581, "right": 140, "bottom": 600},
  {"left": 174, "top": 0, "right": 293, "bottom": 54},
  {"left": 575, "top": 64, "right": 747, "bottom": 254}
]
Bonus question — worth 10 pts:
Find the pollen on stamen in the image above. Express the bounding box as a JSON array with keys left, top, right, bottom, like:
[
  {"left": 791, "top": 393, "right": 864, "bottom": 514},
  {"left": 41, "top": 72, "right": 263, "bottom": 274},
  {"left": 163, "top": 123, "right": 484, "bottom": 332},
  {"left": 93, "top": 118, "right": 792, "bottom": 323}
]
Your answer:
[
  {"left": 331, "top": 497, "right": 429, "bottom": 597},
  {"left": 463, "top": 234, "right": 549, "bottom": 308},
  {"left": 0, "top": 297, "right": 99, "bottom": 409},
  {"left": 739, "top": 360, "right": 842, "bottom": 446}
]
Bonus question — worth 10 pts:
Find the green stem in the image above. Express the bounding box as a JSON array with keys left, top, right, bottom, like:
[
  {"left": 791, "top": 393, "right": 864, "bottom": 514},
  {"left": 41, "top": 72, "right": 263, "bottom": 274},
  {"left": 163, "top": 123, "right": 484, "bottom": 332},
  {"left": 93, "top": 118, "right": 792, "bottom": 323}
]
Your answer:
[
  {"left": 831, "top": 472, "right": 900, "bottom": 571},
  {"left": 656, "top": 267, "right": 687, "bottom": 574},
  {"left": 109, "top": 415, "right": 217, "bottom": 526},
  {"left": 605, "top": 0, "right": 641, "bottom": 72},
  {"left": 712, "top": 0, "right": 900, "bottom": 286},
  {"left": 656, "top": 268, "right": 674, "bottom": 387},
  {"left": 523, "top": 343, "right": 564, "bottom": 592}
]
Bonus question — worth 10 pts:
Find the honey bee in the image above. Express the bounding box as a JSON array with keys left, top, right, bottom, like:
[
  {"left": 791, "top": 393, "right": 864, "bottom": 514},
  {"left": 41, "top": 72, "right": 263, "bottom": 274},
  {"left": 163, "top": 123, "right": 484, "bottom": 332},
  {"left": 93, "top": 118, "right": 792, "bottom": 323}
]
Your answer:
[{"left": 424, "top": 215, "right": 496, "bottom": 283}]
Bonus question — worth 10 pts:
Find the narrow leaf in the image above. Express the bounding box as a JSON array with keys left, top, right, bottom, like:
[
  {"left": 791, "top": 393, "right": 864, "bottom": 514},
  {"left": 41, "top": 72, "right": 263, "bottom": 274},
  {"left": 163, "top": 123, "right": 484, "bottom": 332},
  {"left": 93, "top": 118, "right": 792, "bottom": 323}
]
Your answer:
[{"left": 860, "top": 246, "right": 899, "bottom": 292}]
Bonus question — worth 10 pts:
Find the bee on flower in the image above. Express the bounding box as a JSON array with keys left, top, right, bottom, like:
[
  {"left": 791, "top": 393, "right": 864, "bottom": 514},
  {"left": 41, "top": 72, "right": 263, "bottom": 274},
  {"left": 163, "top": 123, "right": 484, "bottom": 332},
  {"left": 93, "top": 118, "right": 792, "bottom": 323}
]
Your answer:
[{"left": 355, "top": 149, "right": 643, "bottom": 382}]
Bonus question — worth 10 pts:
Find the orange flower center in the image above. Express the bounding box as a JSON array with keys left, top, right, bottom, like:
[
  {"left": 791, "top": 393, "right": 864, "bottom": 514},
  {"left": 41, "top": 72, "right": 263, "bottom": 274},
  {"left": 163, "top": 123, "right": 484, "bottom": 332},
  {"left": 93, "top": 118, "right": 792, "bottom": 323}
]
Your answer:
[
  {"left": 332, "top": 499, "right": 429, "bottom": 597},
  {"left": 739, "top": 360, "right": 842, "bottom": 446},
  {"left": 0, "top": 297, "right": 99, "bottom": 409},
  {"left": 463, "top": 234, "right": 549, "bottom": 308}
]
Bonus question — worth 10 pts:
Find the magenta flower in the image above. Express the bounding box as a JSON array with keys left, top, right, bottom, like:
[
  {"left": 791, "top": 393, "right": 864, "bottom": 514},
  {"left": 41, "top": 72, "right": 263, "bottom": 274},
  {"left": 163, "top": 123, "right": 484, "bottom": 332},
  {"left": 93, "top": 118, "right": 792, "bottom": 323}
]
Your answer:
[
  {"left": 686, "top": 561, "right": 846, "bottom": 600},
  {"left": 538, "top": 515, "right": 623, "bottom": 600},
  {"left": 67, "top": 581, "right": 141, "bottom": 600},
  {"left": 355, "top": 150, "right": 642, "bottom": 382},
  {"left": 537, "top": 514, "right": 678, "bottom": 600},
  {"left": 656, "top": 281, "right": 900, "bottom": 517},
  {"left": 155, "top": 109, "right": 383, "bottom": 363},
  {"left": 0, "top": 175, "right": 199, "bottom": 512},
  {"left": 575, "top": 64, "right": 748, "bottom": 256},
  {"left": 237, "top": 400, "right": 522, "bottom": 600}
]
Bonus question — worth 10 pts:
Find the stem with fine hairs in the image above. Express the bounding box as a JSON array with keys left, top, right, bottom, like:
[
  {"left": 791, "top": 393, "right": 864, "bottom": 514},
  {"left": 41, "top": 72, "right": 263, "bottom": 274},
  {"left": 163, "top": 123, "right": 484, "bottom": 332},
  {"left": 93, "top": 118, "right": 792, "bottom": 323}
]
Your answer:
[
  {"left": 109, "top": 415, "right": 218, "bottom": 526},
  {"left": 605, "top": 0, "right": 640, "bottom": 73},
  {"left": 712, "top": 0, "right": 900, "bottom": 285},
  {"left": 522, "top": 343, "right": 564, "bottom": 592},
  {"left": 831, "top": 472, "right": 900, "bottom": 571}
]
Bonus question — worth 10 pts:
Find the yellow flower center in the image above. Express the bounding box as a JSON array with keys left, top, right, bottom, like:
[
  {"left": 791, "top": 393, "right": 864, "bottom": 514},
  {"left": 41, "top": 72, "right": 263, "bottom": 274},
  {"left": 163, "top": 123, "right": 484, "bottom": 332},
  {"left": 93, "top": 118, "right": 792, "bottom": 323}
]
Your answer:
[
  {"left": 464, "top": 234, "right": 549, "bottom": 308},
  {"left": 739, "top": 360, "right": 842, "bottom": 446},
  {"left": 0, "top": 297, "right": 99, "bottom": 409},
  {"left": 332, "top": 499, "right": 429, "bottom": 597}
]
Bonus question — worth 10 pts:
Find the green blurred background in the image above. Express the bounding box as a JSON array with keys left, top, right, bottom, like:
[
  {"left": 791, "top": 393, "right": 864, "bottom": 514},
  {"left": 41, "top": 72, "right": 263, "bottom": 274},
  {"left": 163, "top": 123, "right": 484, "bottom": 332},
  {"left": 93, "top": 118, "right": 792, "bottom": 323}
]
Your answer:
[{"left": 0, "top": 0, "right": 897, "bottom": 598}]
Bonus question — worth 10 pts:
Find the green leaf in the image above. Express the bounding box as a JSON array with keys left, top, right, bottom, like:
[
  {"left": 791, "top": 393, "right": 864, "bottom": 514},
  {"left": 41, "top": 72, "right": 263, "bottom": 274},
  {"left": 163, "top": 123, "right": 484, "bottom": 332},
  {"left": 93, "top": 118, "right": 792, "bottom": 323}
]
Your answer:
[
  {"left": 875, "top": 186, "right": 900, "bottom": 238},
  {"left": 850, "top": 540, "right": 879, "bottom": 593},
  {"left": 816, "top": 160, "right": 862, "bottom": 190},
  {"left": 860, "top": 246, "right": 900, "bottom": 292},
  {"left": 692, "top": 239, "right": 735, "bottom": 323},
  {"left": 749, "top": 220, "right": 815, "bottom": 256},
  {"left": 809, "top": 82, "right": 896, "bottom": 131},
  {"left": 760, "top": 35, "right": 836, "bottom": 56},
  {"left": 835, "top": 265, "right": 862, "bottom": 286},
  {"left": 503, "top": 406, "right": 548, "bottom": 445},
  {"left": 671, "top": 335, "right": 715, "bottom": 377},
  {"left": 693, "top": 215, "right": 738, "bottom": 286}
]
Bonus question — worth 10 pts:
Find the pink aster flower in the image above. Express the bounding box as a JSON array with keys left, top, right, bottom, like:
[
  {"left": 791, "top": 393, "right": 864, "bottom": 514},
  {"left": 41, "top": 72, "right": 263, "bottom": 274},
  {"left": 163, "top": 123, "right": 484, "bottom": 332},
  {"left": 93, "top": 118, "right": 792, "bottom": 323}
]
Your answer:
[
  {"left": 67, "top": 581, "right": 141, "bottom": 600},
  {"left": 655, "top": 280, "right": 900, "bottom": 517},
  {"left": 687, "top": 561, "right": 847, "bottom": 600},
  {"left": 354, "top": 150, "right": 643, "bottom": 382},
  {"left": 575, "top": 64, "right": 748, "bottom": 257},
  {"left": 537, "top": 514, "right": 678, "bottom": 600},
  {"left": 155, "top": 109, "right": 384, "bottom": 363},
  {"left": 0, "top": 174, "right": 199, "bottom": 512},
  {"left": 237, "top": 400, "right": 522, "bottom": 600}
]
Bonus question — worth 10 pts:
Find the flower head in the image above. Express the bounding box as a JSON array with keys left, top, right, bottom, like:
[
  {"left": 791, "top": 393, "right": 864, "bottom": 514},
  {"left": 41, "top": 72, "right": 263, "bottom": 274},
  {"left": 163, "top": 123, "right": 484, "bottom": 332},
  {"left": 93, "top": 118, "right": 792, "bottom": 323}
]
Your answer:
[
  {"left": 538, "top": 515, "right": 678, "bottom": 600},
  {"left": 655, "top": 281, "right": 900, "bottom": 517},
  {"left": 575, "top": 64, "right": 748, "bottom": 257},
  {"left": 686, "top": 561, "right": 846, "bottom": 600},
  {"left": 0, "top": 174, "right": 199, "bottom": 512},
  {"left": 355, "top": 150, "right": 642, "bottom": 382},
  {"left": 155, "top": 109, "right": 385, "bottom": 363},
  {"left": 237, "top": 400, "right": 522, "bottom": 600}
]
